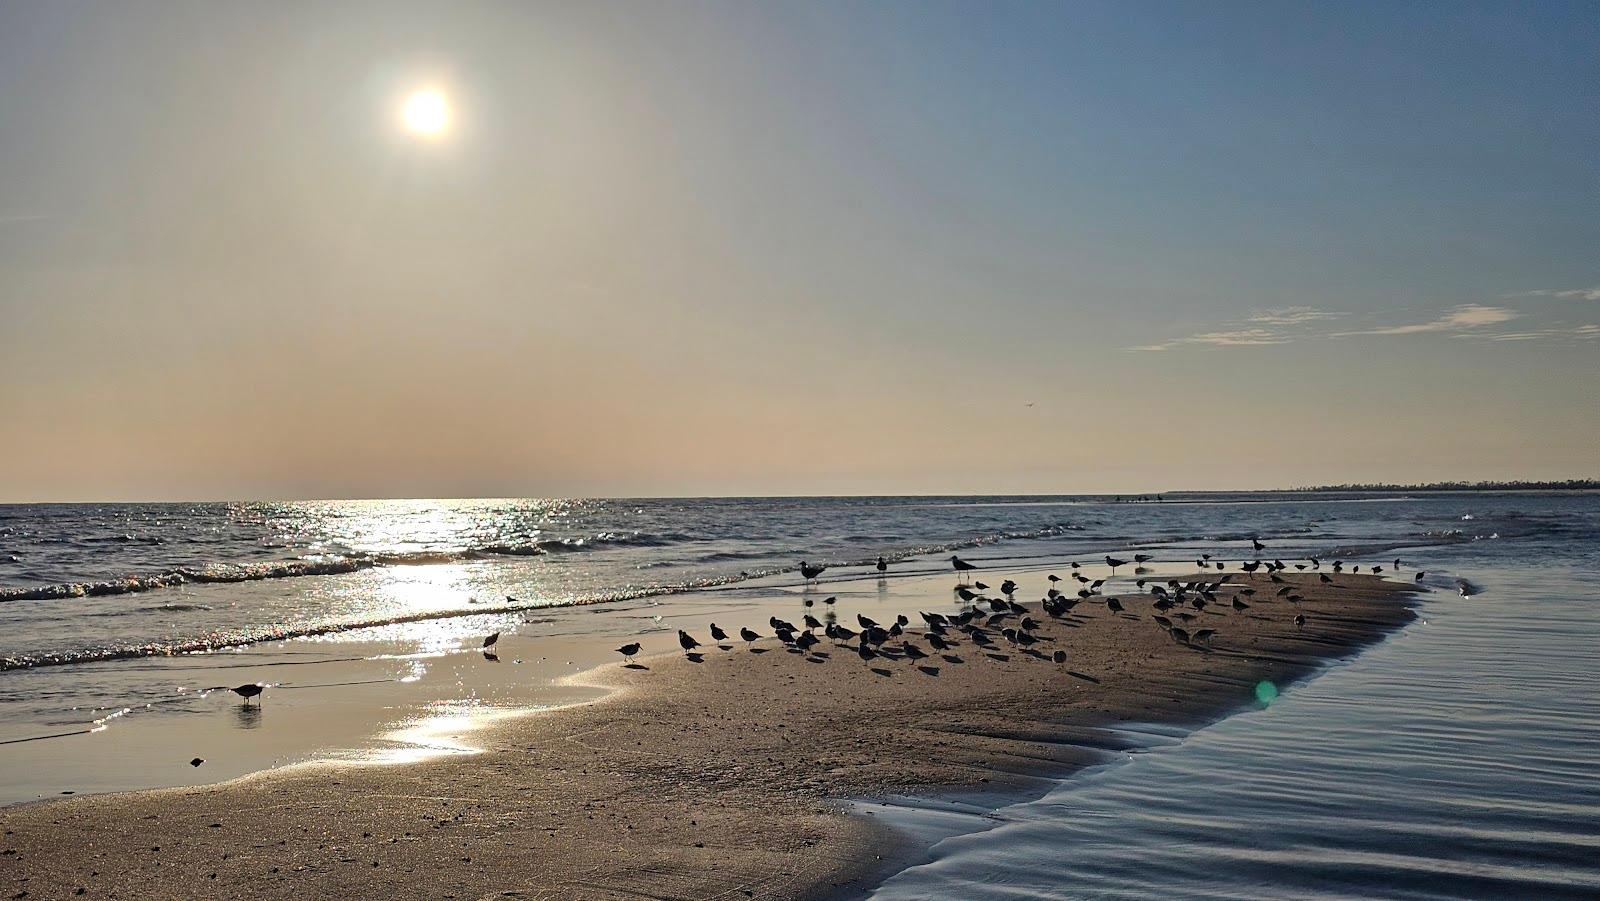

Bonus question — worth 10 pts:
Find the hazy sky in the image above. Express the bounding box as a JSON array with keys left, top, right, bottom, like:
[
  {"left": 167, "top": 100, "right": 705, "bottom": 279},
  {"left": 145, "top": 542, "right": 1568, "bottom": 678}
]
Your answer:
[{"left": 1, "top": 1, "right": 1596, "bottom": 501}]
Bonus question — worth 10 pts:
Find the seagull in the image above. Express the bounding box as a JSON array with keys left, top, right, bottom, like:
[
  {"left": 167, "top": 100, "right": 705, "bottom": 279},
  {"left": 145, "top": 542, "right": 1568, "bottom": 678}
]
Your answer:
[
  {"left": 950, "top": 555, "right": 978, "bottom": 582},
  {"left": 230, "top": 683, "right": 264, "bottom": 705},
  {"left": 616, "top": 642, "right": 641, "bottom": 662},
  {"left": 677, "top": 630, "right": 701, "bottom": 653}
]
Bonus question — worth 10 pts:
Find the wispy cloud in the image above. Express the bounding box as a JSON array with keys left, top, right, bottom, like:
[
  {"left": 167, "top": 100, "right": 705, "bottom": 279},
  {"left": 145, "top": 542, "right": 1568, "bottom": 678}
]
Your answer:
[
  {"left": 1246, "top": 306, "right": 1345, "bottom": 325},
  {"left": 1335, "top": 304, "right": 1517, "bottom": 336},
  {"left": 1131, "top": 328, "right": 1292, "bottom": 352},
  {"left": 1129, "top": 308, "right": 1340, "bottom": 351},
  {"left": 1508, "top": 286, "right": 1600, "bottom": 302},
  {"left": 1460, "top": 324, "right": 1600, "bottom": 343}
]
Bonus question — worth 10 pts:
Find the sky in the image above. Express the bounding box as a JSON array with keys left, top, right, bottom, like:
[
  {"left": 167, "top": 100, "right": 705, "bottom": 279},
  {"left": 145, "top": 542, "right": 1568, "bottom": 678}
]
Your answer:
[{"left": 1, "top": 1, "right": 1596, "bottom": 501}]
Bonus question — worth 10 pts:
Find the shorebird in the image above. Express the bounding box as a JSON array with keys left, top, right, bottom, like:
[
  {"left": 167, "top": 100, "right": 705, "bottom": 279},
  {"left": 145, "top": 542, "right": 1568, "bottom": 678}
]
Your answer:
[
  {"left": 950, "top": 555, "right": 978, "bottom": 582},
  {"left": 1169, "top": 627, "right": 1191, "bottom": 645},
  {"left": 677, "top": 630, "right": 701, "bottom": 653},
  {"left": 877, "top": 556, "right": 888, "bottom": 575},
  {"left": 1001, "top": 579, "right": 1018, "bottom": 596},
  {"left": 799, "top": 560, "right": 826, "bottom": 583},
  {"left": 230, "top": 683, "right": 264, "bottom": 705},
  {"left": 1047, "top": 574, "right": 1061, "bottom": 589},
  {"left": 482, "top": 632, "right": 500, "bottom": 649},
  {"left": 803, "top": 614, "right": 823, "bottom": 630},
  {"left": 900, "top": 642, "right": 928, "bottom": 663},
  {"left": 1319, "top": 573, "right": 1332, "bottom": 583},
  {"left": 1294, "top": 614, "right": 1306, "bottom": 628},
  {"left": 1252, "top": 538, "right": 1266, "bottom": 553},
  {"left": 1105, "top": 556, "right": 1127, "bottom": 574},
  {"left": 616, "top": 642, "right": 641, "bottom": 662},
  {"left": 796, "top": 631, "right": 820, "bottom": 653},
  {"left": 1416, "top": 571, "right": 1426, "bottom": 582},
  {"left": 857, "top": 614, "right": 879, "bottom": 630},
  {"left": 709, "top": 623, "right": 729, "bottom": 644},
  {"left": 1192, "top": 628, "right": 1216, "bottom": 645},
  {"left": 1106, "top": 597, "right": 1124, "bottom": 613},
  {"left": 824, "top": 596, "right": 837, "bottom": 606},
  {"left": 1134, "top": 554, "right": 1152, "bottom": 564},
  {"left": 927, "top": 633, "right": 951, "bottom": 651},
  {"left": 739, "top": 627, "right": 760, "bottom": 648},
  {"left": 1052, "top": 650, "right": 1067, "bottom": 666}
]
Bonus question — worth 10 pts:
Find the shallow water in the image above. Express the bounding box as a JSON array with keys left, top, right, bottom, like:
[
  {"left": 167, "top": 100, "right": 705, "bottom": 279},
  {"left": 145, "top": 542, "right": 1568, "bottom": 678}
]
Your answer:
[{"left": 870, "top": 521, "right": 1600, "bottom": 899}]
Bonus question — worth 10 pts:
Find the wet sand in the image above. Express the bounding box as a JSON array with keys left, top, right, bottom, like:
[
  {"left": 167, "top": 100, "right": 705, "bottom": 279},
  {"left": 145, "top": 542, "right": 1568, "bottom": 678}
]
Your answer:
[{"left": 1, "top": 571, "right": 1415, "bottom": 899}]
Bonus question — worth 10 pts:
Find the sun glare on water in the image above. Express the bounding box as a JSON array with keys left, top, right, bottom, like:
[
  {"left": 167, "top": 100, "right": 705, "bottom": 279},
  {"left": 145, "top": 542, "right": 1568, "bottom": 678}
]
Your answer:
[{"left": 400, "top": 88, "right": 451, "bottom": 139}]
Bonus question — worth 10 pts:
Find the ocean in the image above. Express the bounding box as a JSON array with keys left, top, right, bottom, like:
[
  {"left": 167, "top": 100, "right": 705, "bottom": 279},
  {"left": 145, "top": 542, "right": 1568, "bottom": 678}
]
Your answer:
[{"left": 3, "top": 492, "right": 1597, "bottom": 897}]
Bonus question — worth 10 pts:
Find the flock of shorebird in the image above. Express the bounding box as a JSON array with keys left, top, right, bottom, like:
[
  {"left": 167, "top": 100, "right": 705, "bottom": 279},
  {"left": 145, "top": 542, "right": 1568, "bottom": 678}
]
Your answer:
[{"left": 627, "top": 541, "right": 1427, "bottom": 670}]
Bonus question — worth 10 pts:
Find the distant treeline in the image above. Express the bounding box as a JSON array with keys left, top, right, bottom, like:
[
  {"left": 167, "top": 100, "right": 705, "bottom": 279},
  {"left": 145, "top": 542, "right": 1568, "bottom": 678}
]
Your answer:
[{"left": 1292, "top": 480, "right": 1599, "bottom": 492}]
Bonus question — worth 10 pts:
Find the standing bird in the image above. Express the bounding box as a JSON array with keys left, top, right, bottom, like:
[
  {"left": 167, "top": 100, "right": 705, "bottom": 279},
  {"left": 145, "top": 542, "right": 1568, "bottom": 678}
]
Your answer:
[
  {"left": 482, "top": 632, "right": 500, "bottom": 650},
  {"left": 739, "top": 627, "right": 760, "bottom": 648},
  {"left": 230, "top": 683, "right": 264, "bottom": 705},
  {"left": 1105, "top": 556, "right": 1127, "bottom": 574},
  {"left": 1294, "top": 614, "right": 1306, "bottom": 628},
  {"left": 616, "top": 642, "right": 641, "bottom": 662},
  {"left": 877, "top": 555, "right": 889, "bottom": 575},
  {"left": 799, "top": 561, "right": 826, "bottom": 583},
  {"left": 1001, "top": 579, "right": 1018, "bottom": 596},
  {"left": 1415, "top": 571, "right": 1426, "bottom": 582},
  {"left": 950, "top": 555, "right": 978, "bottom": 583},
  {"left": 677, "top": 630, "right": 701, "bottom": 653},
  {"left": 1106, "top": 597, "right": 1124, "bottom": 613},
  {"left": 709, "top": 623, "right": 729, "bottom": 645},
  {"left": 1052, "top": 650, "right": 1067, "bottom": 666},
  {"left": 1252, "top": 538, "right": 1266, "bottom": 553}
]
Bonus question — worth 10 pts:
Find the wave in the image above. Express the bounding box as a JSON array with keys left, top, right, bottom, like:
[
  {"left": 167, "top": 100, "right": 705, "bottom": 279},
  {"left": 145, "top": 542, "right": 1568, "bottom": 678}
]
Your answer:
[
  {"left": 0, "top": 574, "right": 759, "bottom": 671},
  {"left": 0, "top": 533, "right": 669, "bottom": 603}
]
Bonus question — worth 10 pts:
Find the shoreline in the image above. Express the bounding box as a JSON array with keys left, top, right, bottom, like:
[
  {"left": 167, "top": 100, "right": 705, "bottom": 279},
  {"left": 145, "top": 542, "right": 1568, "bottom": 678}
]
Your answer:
[{"left": 1, "top": 571, "right": 1418, "bottom": 899}]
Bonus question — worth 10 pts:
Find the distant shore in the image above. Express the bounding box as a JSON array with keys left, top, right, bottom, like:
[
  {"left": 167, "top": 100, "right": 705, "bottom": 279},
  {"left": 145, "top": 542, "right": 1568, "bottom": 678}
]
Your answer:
[{"left": 1, "top": 571, "right": 1417, "bottom": 899}]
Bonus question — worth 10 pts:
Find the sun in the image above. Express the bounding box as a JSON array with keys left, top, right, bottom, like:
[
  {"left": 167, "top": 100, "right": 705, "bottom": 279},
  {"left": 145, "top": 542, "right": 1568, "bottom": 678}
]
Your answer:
[{"left": 400, "top": 89, "right": 451, "bottom": 139}]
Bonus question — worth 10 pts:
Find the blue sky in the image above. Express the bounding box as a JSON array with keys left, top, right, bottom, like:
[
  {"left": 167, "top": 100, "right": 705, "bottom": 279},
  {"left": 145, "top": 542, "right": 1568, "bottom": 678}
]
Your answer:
[{"left": 0, "top": 1, "right": 1595, "bottom": 499}]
